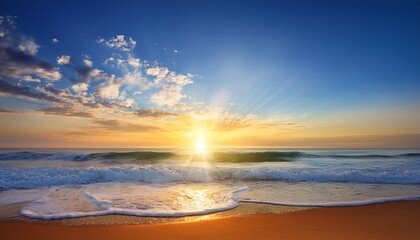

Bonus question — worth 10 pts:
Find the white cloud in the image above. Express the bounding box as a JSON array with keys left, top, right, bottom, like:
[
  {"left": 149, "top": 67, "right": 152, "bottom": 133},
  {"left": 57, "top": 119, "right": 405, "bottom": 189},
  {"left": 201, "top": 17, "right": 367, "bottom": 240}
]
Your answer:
[
  {"left": 122, "top": 71, "right": 150, "bottom": 90},
  {"left": 98, "top": 35, "right": 136, "bottom": 52},
  {"left": 97, "top": 79, "right": 121, "bottom": 99},
  {"left": 166, "top": 72, "right": 193, "bottom": 85},
  {"left": 52, "top": 38, "right": 59, "bottom": 43},
  {"left": 145, "top": 67, "right": 193, "bottom": 106},
  {"left": 71, "top": 82, "right": 89, "bottom": 94},
  {"left": 105, "top": 55, "right": 141, "bottom": 69},
  {"left": 150, "top": 85, "right": 186, "bottom": 106},
  {"left": 57, "top": 55, "right": 71, "bottom": 65},
  {"left": 83, "top": 59, "right": 93, "bottom": 67},
  {"left": 37, "top": 68, "right": 62, "bottom": 81},
  {"left": 18, "top": 40, "right": 39, "bottom": 55},
  {"left": 146, "top": 66, "right": 169, "bottom": 85},
  {"left": 124, "top": 98, "right": 135, "bottom": 107},
  {"left": 127, "top": 55, "right": 141, "bottom": 68},
  {"left": 104, "top": 57, "right": 115, "bottom": 65},
  {"left": 21, "top": 75, "right": 41, "bottom": 83},
  {"left": 146, "top": 66, "right": 165, "bottom": 76}
]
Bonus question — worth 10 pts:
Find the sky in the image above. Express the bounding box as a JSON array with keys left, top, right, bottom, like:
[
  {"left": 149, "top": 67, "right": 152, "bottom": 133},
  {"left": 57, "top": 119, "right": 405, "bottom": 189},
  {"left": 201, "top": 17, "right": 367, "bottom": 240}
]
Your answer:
[{"left": 0, "top": 0, "right": 419, "bottom": 148}]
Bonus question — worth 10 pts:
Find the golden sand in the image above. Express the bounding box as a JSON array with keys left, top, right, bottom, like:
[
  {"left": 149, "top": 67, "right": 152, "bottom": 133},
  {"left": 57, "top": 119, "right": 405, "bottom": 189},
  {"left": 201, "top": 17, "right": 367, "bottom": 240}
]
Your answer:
[{"left": 1, "top": 201, "right": 419, "bottom": 240}]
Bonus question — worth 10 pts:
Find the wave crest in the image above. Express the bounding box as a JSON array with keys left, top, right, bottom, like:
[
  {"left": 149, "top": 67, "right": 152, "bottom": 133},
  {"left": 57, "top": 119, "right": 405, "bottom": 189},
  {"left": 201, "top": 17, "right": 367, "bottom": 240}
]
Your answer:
[{"left": 1, "top": 165, "right": 419, "bottom": 190}]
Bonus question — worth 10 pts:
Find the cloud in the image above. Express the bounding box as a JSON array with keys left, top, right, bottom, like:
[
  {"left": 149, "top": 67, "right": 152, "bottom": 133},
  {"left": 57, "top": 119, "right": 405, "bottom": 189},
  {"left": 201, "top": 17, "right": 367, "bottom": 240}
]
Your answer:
[
  {"left": 150, "top": 85, "right": 186, "bottom": 106},
  {"left": 0, "top": 16, "right": 17, "bottom": 38},
  {"left": 71, "top": 82, "right": 89, "bottom": 94},
  {"left": 127, "top": 55, "right": 141, "bottom": 67},
  {"left": 98, "top": 35, "right": 136, "bottom": 52},
  {"left": 96, "top": 78, "right": 122, "bottom": 99},
  {"left": 166, "top": 72, "right": 193, "bottom": 85},
  {"left": 0, "top": 47, "right": 62, "bottom": 81},
  {"left": 52, "top": 38, "right": 59, "bottom": 43},
  {"left": 18, "top": 40, "right": 39, "bottom": 55},
  {"left": 146, "top": 66, "right": 169, "bottom": 84},
  {"left": 83, "top": 59, "right": 93, "bottom": 67},
  {"left": 39, "top": 107, "right": 93, "bottom": 118},
  {"left": 0, "top": 17, "right": 61, "bottom": 82},
  {"left": 0, "top": 108, "right": 16, "bottom": 113},
  {"left": 0, "top": 79, "right": 62, "bottom": 103},
  {"left": 92, "top": 119, "right": 160, "bottom": 132},
  {"left": 104, "top": 55, "right": 141, "bottom": 69},
  {"left": 136, "top": 109, "right": 179, "bottom": 118},
  {"left": 75, "top": 67, "right": 111, "bottom": 83},
  {"left": 56, "top": 55, "right": 71, "bottom": 65},
  {"left": 0, "top": 16, "right": 208, "bottom": 134},
  {"left": 146, "top": 68, "right": 193, "bottom": 106},
  {"left": 0, "top": 16, "right": 16, "bottom": 27},
  {"left": 121, "top": 71, "right": 150, "bottom": 90},
  {"left": 21, "top": 75, "right": 41, "bottom": 83}
]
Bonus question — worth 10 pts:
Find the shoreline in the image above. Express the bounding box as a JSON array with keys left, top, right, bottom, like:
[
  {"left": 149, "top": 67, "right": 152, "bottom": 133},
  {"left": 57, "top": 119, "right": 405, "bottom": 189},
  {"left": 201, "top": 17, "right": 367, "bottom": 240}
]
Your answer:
[
  {"left": 0, "top": 202, "right": 313, "bottom": 226},
  {"left": 1, "top": 200, "right": 419, "bottom": 240}
]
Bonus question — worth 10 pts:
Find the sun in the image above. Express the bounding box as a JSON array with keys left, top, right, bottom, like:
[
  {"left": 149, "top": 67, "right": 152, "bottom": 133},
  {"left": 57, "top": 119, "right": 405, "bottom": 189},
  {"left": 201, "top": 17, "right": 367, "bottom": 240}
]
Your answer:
[{"left": 195, "top": 138, "right": 207, "bottom": 154}]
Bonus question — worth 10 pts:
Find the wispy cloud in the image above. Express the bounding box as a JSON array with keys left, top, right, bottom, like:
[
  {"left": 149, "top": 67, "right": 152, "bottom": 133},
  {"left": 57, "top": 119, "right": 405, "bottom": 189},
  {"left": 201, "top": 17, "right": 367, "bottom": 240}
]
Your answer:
[
  {"left": 92, "top": 119, "right": 160, "bottom": 132},
  {"left": 0, "top": 108, "right": 17, "bottom": 113},
  {"left": 0, "top": 79, "right": 63, "bottom": 103},
  {"left": 39, "top": 106, "right": 93, "bottom": 118},
  {"left": 98, "top": 35, "right": 136, "bottom": 52},
  {"left": 0, "top": 17, "right": 61, "bottom": 82},
  {"left": 18, "top": 39, "right": 39, "bottom": 55},
  {"left": 0, "top": 47, "right": 62, "bottom": 81},
  {"left": 136, "top": 108, "right": 179, "bottom": 118}
]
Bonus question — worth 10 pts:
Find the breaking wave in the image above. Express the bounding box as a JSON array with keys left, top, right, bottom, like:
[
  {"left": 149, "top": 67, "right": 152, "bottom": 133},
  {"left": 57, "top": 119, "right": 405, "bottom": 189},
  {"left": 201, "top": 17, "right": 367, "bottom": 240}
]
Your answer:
[
  {"left": 1, "top": 150, "right": 418, "bottom": 162},
  {"left": 1, "top": 165, "right": 419, "bottom": 190}
]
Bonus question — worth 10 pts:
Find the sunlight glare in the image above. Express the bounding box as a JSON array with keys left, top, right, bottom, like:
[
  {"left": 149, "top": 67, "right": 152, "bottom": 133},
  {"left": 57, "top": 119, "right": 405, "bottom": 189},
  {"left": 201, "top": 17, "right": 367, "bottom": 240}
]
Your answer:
[{"left": 195, "top": 138, "right": 206, "bottom": 154}]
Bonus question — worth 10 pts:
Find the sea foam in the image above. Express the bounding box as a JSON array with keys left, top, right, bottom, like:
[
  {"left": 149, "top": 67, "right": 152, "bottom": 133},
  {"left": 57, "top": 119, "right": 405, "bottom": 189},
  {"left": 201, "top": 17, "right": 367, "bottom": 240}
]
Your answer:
[
  {"left": 20, "top": 183, "right": 246, "bottom": 219},
  {"left": 1, "top": 165, "right": 420, "bottom": 190}
]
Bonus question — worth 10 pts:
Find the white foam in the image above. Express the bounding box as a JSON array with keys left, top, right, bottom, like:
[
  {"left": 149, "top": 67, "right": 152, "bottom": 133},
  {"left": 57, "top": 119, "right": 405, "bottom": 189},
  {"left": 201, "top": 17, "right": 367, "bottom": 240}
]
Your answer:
[
  {"left": 4, "top": 182, "right": 420, "bottom": 219},
  {"left": 20, "top": 183, "right": 244, "bottom": 219},
  {"left": 236, "top": 181, "right": 420, "bottom": 207},
  {"left": 240, "top": 195, "right": 420, "bottom": 207},
  {"left": 1, "top": 165, "right": 420, "bottom": 190}
]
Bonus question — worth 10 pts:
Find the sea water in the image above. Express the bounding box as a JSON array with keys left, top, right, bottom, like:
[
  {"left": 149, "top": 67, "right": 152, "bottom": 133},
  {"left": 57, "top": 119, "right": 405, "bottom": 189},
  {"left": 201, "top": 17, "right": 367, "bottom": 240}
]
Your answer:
[{"left": 0, "top": 149, "right": 419, "bottom": 219}]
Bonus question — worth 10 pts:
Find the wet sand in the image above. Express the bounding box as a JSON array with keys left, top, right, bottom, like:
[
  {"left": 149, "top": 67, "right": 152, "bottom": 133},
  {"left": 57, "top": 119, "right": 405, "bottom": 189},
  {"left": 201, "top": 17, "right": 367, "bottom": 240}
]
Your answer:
[{"left": 1, "top": 201, "right": 419, "bottom": 240}]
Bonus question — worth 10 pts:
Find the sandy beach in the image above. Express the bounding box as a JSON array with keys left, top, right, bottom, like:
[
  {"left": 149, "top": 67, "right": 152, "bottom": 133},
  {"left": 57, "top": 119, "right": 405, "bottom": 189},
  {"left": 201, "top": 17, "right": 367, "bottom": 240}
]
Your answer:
[{"left": 1, "top": 200, "right": 419, "bottom": 240}]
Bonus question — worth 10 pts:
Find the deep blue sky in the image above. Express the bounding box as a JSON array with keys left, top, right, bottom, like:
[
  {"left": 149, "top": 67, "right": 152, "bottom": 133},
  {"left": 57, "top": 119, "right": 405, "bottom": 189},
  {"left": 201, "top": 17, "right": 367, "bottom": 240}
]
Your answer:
[{"left": 1, "top": 0, "right": 420, "bottom": 118}]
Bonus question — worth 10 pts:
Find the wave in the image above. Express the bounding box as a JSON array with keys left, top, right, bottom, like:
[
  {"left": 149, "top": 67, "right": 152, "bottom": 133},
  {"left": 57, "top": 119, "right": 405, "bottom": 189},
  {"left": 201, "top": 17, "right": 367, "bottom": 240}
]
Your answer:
[
  {"left": 0, "top": 151, "right": 87, "bottom": 161},
  {"left": 304, "top": 153, "right": 420, "bottom": 159},
  {"left": 211, "top": 152, "right": 300, "bottom": 162},
  {"left": 1, "top": 165, "right": 419, "bottom": 189},
  {"left": 241, "top": 195, "right": 420, "bottom": 207},
  {"left": 19, "top": 185, "right": 246, "bottom": 219},
  {"left": 0, "top": 150, "right": 418, "bottom": 163},
  {"left": 0, "top": 151, "right": 299, "bottom": 162},
  {"left": 5, "top": 183, "right": 420, "bottom": 220},
  {"left": 77, "top": 152, "right": 176, "bottom": 161}
]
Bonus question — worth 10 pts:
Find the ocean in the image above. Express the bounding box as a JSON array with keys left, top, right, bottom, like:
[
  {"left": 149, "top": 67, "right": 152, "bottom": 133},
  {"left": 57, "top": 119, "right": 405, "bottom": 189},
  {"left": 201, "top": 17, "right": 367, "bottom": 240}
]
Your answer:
[{"left": 0, "top": 149, "right": 419, "bottom": 219}]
